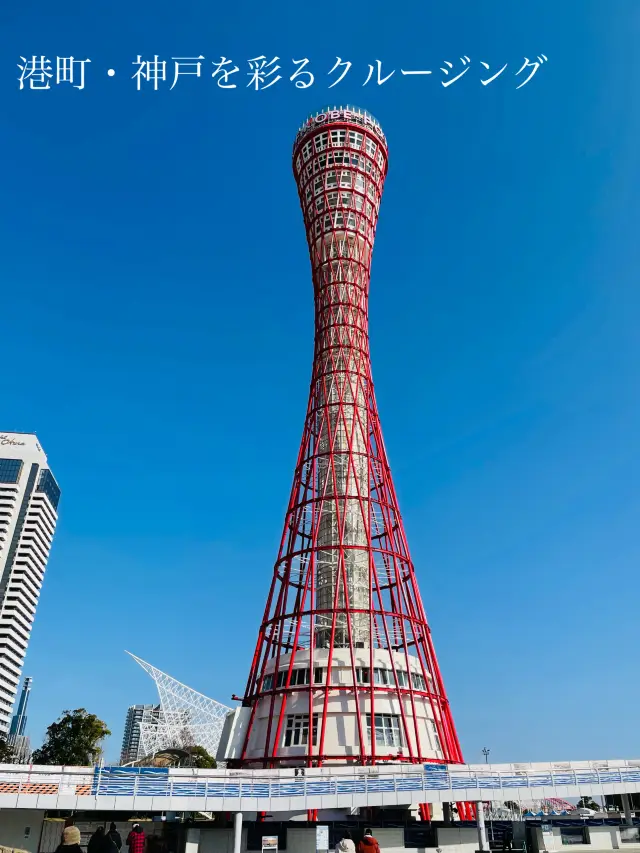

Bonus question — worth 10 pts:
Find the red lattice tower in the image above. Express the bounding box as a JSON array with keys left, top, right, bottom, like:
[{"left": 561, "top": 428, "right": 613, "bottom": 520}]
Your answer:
[{"left": 236, "top": 108, "right": 463, "bottom": 792}]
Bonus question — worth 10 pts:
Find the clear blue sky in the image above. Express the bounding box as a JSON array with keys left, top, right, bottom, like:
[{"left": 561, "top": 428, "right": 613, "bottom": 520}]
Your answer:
[{"left": 3, "top": 0, "right": 639, "bottom": 764}]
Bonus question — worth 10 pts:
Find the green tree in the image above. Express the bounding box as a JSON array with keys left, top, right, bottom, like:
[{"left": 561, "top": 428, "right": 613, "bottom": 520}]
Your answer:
[
  {"left": 577, "top": 797, "right": 599, "bottom": 811},
  {"left": 0, "top": 738, "right": 15, "bottom": 763},
  {"left": 31, "top": 709, "right": 111, "bottom": 766},
  {"left": 184, "top": 746, "right": 217, "bottom": 769}
]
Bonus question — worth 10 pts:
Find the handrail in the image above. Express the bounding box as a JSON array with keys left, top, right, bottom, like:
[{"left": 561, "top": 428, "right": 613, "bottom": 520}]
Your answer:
[{"left": 0, "top": 760, "right": 638, "bottom": 804}]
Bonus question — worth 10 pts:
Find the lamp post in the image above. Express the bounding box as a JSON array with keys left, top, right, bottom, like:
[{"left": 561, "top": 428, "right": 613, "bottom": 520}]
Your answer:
[{"left": 482, "top": 748, "right": 492, "bottom": 843}]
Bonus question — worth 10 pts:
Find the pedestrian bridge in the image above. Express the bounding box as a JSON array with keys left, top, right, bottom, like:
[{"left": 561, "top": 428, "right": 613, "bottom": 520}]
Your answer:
[{"left": 0, "top": 759, "right": 639, "bottom": 812}]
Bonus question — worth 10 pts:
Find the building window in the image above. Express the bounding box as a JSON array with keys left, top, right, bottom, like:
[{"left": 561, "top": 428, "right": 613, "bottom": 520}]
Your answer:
[
  {"left": 430, "top": 719, "right": 441, "bottom": 751},
  {"left": 0, "top": 460, "right": 23, "bottom": 485},
  {"left": 366, "top": 713, "right": 403, "bottom": 748},
  {"left": 356, "top": 667, "right": 370, "bottom": 684},
  {"left": 314, "top": 132, "right": 328, "bottom": 152},
  {"left": 412, "top": 672, "right": 427, "bottom": 691},
  {"left": 395, "top": 670, "right": 409, "bottom": 687},
  {"left": 560, "top": 828, "right": 589, "bottom": 846},
  {"left": 284, "top": 714, "right": 317, "bottom": 747},
  {"left": 269, "top": 667, "right": 324, "bottom": 689},
  {"left": 36, "top": 470, "right": 60, "bottom": 511},
  {"left": 373, "top": 667, "right": 389, "bottom": 686}
]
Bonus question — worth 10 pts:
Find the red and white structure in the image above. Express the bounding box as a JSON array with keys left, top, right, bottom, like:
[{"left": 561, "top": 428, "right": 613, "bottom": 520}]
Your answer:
[{"left": 220, "top": 108, "right": 464, "bottom": 803}]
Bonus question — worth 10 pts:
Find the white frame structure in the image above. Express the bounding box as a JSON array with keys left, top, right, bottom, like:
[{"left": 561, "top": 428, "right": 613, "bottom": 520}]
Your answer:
[{"left": 127, "top": 652, "right": 231, "bottom": 760}]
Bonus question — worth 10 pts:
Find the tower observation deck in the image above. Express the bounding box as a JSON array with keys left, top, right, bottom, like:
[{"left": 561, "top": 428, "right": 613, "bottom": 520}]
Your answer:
[{"left": 225, "top": 107, "right": 462, "bottom": 771}]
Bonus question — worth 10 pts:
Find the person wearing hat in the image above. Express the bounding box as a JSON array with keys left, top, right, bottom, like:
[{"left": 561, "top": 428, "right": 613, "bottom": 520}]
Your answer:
[
  {"left": 126, "top": 824, "right": 145, "bottom": 853},
  {"left": 105, "top": 823, "right": 123, "bottom": 853},
  {"left": 56, "top": 826, "right": 83, "bottom": 853}
]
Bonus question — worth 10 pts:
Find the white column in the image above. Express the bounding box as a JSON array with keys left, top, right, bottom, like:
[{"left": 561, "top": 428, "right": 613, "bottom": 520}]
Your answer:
[
  {"left": 476, "top": 802, "right": 488, "bottom": 852},
  {"left": 233, "top": 813, "right": 243, "bottom": 853},
  {"left": 621, "top": 794, "right": 634, "bottom": 826}
]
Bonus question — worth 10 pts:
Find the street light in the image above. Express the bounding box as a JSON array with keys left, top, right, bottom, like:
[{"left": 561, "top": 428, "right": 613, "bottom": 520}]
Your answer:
[{"left": 482, "top": 747, "right": 490, "bottom": 764}]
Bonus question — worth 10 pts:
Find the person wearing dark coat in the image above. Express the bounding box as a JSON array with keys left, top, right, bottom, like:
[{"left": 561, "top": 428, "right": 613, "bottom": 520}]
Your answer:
[
  {"left": 88, "top": 826, "right": 106, "bottom": 853},
  {"left": 502, "top": 827, "right": 513, "bottom": 851},
  {"left": 56, "top": 825, "right": 84, "bottom": 853},
  {"left": 105, "top": 823, "right": 123, "bottom": 853}
]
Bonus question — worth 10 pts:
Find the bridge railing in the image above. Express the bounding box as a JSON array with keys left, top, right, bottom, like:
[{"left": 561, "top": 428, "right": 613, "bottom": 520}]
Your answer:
[{"left": 0, "top": 762, "right": 638, "bottom": 801}]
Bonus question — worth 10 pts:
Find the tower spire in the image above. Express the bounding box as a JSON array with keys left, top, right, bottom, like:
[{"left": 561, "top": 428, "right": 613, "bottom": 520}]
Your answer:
[{"left": 236, "top": 106, "right": 462, "bottom": 768}]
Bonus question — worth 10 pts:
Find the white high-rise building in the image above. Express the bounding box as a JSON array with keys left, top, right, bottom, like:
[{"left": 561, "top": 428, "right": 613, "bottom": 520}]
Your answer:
[
  {"left": 0, "top": 433, "right": 60, "bottom": 735},
  {"left": 120, "top": 704, "right": 161, "bottom": 764}
]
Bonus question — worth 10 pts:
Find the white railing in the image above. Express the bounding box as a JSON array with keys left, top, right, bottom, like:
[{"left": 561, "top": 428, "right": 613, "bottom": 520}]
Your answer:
[{"left": 0, "top": 759, "right": 638, "bottom": 807}]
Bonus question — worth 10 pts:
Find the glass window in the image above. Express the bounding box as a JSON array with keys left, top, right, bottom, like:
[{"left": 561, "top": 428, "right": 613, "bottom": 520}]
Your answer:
[
  {"left": 356, "top": 667, "right": 370, "bottom": 684},
  {"left": 0, "top": 459, "right": 23, "bottom": 484},
  {"left": 293, "top": 668, "right": 310, "bottom": 686},
  {"left": 396, "top": 669, "right": 409, "bottom": 687},
  {"left": 412, "top": 672, "right": 427, "bottom": 691},
  {"left": 366, "top": 713, "right": 403, "bottom": 747},
  {"left": 262, "top": 674, "right": 274, "bottom": 691},
  {"left": 430, "top": 720, "right": 441, "bottom": 751},
  {"left": 560, "top": 828, "right": 588, "bottom": 846},
  {"left": 373, "top": 667, "right": 390, "bottom": 686},
  {"left": 284, "top": 713, "right": 317, "bottom": 747},
  {"left": 36, "top": 470, "right": 60, "bottom": 510},
  {"left": 314, "top": 132, "right": 328, "bottom": 152},
  {"left": 274, "top": 668, "right": 314, "bottom": 688}
]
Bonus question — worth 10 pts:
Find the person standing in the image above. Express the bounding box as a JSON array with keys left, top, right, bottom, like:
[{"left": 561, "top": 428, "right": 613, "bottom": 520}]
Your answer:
[
  {"left": 105, "top": 823, "right": 123, "bottom": 853},
  {"left": 88, "top": 827, "right": 105, "bottom": 853},
  {"left": 56, "top": 826, "right": 84, "bottom": 853},
  {"left": 357, "top": 829, "right": 380, "bottom": 853},
  {"left": 126, "top": 824, "right": 146, "bottom": 853},
  {"left": 335, "top": 831, "right": 356, "bottom": 853},
  {"left": 502, "top": 826, "right": 513, "bottom": 852}
]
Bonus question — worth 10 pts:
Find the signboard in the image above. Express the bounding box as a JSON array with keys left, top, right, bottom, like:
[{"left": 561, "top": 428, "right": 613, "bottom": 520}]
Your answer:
[
  {"left": 295, "top": 109, "right": 387, "bottom": 146},
  {"left": 541, "top": 823, "right": 555, "bottom": 852},
  {"left": 316, "top": 826, "right": 329, "bottom": 852},
  {"left": 261, "top": 836, "right": 278, "bottom": 853}
]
